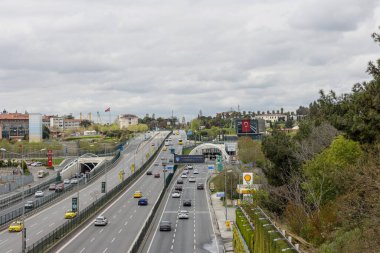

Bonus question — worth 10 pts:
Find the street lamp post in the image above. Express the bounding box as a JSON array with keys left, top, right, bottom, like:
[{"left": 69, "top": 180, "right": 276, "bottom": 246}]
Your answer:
[{"left": 224, "top": 167, "right": 233, "bottom": 220}]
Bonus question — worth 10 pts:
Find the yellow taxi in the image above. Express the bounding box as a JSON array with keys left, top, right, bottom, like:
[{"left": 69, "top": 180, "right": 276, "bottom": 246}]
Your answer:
[
  {"left": 163, "top": 146, "right": 167, "bottom": 151},
  {"left": 178, "top": 139, "right": 183, "bottom": 145},
  {"left": 133, "top": 191, "right": 142, "bottom": 198},
  {"left": 64, "top": 209, "right": 77, "bottom": 219},
  {"left": 9, "top": 221, "right": 23, "bottom": 232}
]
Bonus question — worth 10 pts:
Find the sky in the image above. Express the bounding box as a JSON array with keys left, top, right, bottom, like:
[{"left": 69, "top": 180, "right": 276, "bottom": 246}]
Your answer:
[{"left": 0, "top": 0, "right": 379, "bottom": 121}]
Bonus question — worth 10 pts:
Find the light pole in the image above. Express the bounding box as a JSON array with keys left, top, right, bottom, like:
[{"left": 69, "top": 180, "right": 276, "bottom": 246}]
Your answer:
[{"left": 224, "top": 168, "right": 233, "bottom": 220}]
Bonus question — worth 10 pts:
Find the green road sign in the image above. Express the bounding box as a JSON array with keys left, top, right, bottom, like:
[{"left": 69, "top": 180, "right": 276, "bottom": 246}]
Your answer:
[
  {"left": 101, "top": 181, "right": 106, "bottom": 193},
  {"left": 72, "top": 197, "right": 78, "bottom": 212}
]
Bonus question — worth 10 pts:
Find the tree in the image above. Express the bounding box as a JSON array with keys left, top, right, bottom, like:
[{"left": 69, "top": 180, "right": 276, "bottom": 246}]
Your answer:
[
  {"left": 285, "top": 118, "right": 294, "bottom": 129},
  {"left": 261, "top": 131, "right": 300, "bottom": 186},
  {"left": 43, "top": 125, "right": 50, "bottom": 139},
  {"left": 237, "top": 137, "right": 265, "bottom": 165},
  {"left": 80, "top": 120, "right": 92, "bottom": 128}
]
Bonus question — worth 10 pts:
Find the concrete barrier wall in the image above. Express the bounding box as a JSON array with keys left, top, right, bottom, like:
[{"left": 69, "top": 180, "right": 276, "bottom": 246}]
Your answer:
[{"left": 0, "top": 174, "right": 34, "bottom": 194}]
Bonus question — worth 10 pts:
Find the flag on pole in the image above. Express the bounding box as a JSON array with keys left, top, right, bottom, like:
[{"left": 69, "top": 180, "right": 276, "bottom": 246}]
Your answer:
[{"left": 105, "top": 107, "right": 110, "bottom": 112}]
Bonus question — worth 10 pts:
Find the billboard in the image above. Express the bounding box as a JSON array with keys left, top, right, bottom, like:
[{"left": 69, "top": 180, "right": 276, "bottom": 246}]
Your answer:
[
  {"left": 236, "top": 119, "right": 258, "bottom": 135},
  {"left": 174, "top": 155, "right": 205, "bottom": 164}
]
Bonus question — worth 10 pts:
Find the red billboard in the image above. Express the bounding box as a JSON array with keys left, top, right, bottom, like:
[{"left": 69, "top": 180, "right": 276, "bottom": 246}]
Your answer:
[{"left": 241, "top": 119, "right": 251, "bottom": 133}]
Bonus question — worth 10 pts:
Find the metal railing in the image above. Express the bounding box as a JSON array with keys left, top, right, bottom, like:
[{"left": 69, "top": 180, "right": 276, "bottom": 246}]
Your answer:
[{"left": 25, "top": 132, "right": 170, "bottom": 253}]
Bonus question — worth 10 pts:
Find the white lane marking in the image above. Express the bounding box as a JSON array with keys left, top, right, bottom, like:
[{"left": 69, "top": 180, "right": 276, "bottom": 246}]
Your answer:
[
  {"left": 90, "top": 237, "right": 95, "bottom": 242},
  {"left": 111, "top": 238, "right": 115, "bottom": 243},
  {"left": 36, "top": 230, "right": 43, "bottom": 235},
  {"left": 49, "top": 223, "right": 55, "bottom": 227},
  {"left": 6, "top": 250, "right": 13, "bottom": 253},
  {"left": 30, "top": 223, "right": 37, "bottom": 228},
  {"left": 0, "top": 239, "right": 9, "bottom": 246},
  {"left": 99, "top": 228, "right": 104, "bottom": 234},
  {"left": 79, "top": 248, "right": 85, "bottom": 253},
  {"left": 129, "top": 215, "right": 133, "bottom": 219},
  {"left": 118, "top": 228, "right": 122, "bottom": 233},
  {"left": 124, "top": 221, "right": 128, "bottom": 226},
  {"left": 102, "top": 248, "right": 108, "bottom": 253},
  {"left": 55, "top": 144, "right": 166, "bottom": 253}
]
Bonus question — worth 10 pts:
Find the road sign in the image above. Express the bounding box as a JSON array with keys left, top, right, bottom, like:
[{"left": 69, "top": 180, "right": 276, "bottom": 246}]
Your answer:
[
  {"left": 174, "top": 155, "right": 205, "bottom": 164},
  {"left": 208, "top": 165, "right": 214, "bottom": 170},
  {"left": 166, "top": 165, "right": 174, "bottom": 171},
  {"left": 187, "top": 130, "right": 193, "bottom": 136},
  {"left": 72, "top": 197, "right": 78, "bottom": 212},
  {"left": 101, "top": 181, "right": 106, "bottom": 193},
  {"left": 243, "top": 172, "right": 253, "bottom": 185},
  {"left": 216, "top": 192, "right": 225, "bottom": 198}
]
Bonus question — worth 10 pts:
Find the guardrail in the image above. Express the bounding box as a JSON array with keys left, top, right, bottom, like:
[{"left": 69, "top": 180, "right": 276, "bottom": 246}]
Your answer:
[{"left": 25, "top": 132, "right": 170, "bottom": 253}]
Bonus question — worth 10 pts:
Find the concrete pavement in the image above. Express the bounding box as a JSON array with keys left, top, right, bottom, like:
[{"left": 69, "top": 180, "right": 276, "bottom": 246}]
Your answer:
[{"left": 210, "top": 193, "right": 236, "bottom": 253}]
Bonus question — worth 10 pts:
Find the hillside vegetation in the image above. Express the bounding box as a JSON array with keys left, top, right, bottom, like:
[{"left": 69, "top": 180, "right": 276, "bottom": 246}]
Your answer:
[{"left": 256, "top": 30, "right": 380, "bottom": 252}]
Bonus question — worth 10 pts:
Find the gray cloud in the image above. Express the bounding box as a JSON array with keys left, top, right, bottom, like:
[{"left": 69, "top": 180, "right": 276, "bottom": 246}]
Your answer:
[{"left": 0, "top": 0, "right": 379, "bottom": 121}]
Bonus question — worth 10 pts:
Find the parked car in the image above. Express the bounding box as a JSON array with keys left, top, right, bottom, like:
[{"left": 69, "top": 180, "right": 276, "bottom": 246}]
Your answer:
[
  {"left": 64, "top": 179, "right": 70, "bottom": 184},
  {"left": 154, "top": 173, "right": 160, "bottom": 178},
  {"left": 159, "top": 221, "right": 172, "bottom": 231},
  {"left": 35, "top": 190, "right": 44, "bottom": 197},
  {"left": 183, "top": 200, "right": 192, "bottom": 207},
  {"left": 55, "top": 183, "right": 64, "bottom": 192},
  {"left": 94, "top": 216, "right": 108, "bottom": 226},
  {"left": 70, "top": 178, "right": 79, "bottom": 184},
  {"left": 48, "top": 184, "right": 56, "bottom": 190},
  {"left": 30, "top": 162, "right": 43, "bottom": 167},
  {"left": 146, "top": 171, "right": 153, "bottom": 175},
  {"left": 178, "top": 210, "right": 189, "bottom": 219},
  {"left": 197, "top": 183, "right": 204, "bottom": 190},
  {"left": 138, "top": 198, "right": 148, "bottom": 206},
  {"left": 24, "top": 201, "right": 34, "bottom": 209}
]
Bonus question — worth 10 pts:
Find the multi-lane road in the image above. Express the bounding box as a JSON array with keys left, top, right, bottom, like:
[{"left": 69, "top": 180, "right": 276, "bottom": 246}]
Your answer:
[
  {"left": 0, "top": 131, "right": 167, "bottom": 253},
  {"left": 144, "top": 164, "right": 220, "bottom": 253},
  {"left": 56, "top": 133, "right": 184, "bottom": 253}
]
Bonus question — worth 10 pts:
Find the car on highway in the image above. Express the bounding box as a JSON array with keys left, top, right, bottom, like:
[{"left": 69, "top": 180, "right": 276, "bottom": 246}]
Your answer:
[
  {"left": 197, "top": 183, "right": 204, "bottom": 190},
  {"left": 48, "top": 184, "right": 56, "bottom": 190},
  {"left": 138, "top": 198, "right": 148, "bottom": 206},
  {"left": 64, "top": 209, "right": 77, "bottom": 219},
  {"left": 146, "top": 171, "right": 153, "bottom": 175},
  {"left": 8, "top": 221, "right": 23, "bottom": 232},
  {"left": 24, "top": 200, "right": 34, "bottom": 209},
  {"left": 70, "top": 178, "right": 79, "bottom": 184},
  {"left": 55, "top": 183, "right": 64, "bottom": 192},
  {"left": 159, "top": 221, "right": 172, "bottom": 231},
  {"left": 178, "top": 139, "right": 183, "bottom": 145},
  {"left": 172, "top": 191, "right": 181, "bottom": 198},
  {"left": 94, "top": 216, "right": 108, "bottom": 226},
  {"left": 178, "top": 210, "right": 189, "bottom": 219},
  {"left": 187, "top": 164, "right": 193, "bottom": 170},
  {"left": 193, "top": 169, "right": 199, "bottom": 174},
  {"left": 35, "top": 190, "right": 44, "bottom": 197},
  {"left": 64, "top": 179, "right": 71, "bottom": 184},
  {"left": 183, "top": 168, "right": 189, "bottom": 174},
  {"left": 133, "top": 191, "right": 142, "bottom": 198},
  {"left": 175, "top": 185, "right": 183, "bottom": 191},
  {"left": 183, "top": 200, "right": 192, "bottom": 207},
  {"left": 189, "top": 176, "right": 196, "bottom": 183},
  {"left": 181, "top": 173, "right": 188, "bottom": 178},
  {"left": 177, "top": 179, "right": 183, "bottom": 184},
  {"left": 168, "top": 158, "right": 173, "bottom": 163},
  {"left": 154, "top": 173, "right": 160, "bottom": 178}
]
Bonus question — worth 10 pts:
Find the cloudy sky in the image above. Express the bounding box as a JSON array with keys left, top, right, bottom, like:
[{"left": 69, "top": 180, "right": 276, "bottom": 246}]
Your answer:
[{"left": 0, "top": 0, "right": 379, "bottom": 121}]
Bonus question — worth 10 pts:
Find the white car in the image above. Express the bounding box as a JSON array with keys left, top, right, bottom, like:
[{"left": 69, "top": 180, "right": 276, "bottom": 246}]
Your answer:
[
  {"left": 35, "top": 190, "right": 44, "bottom": 197},
  {"left": 181, "top": 173, "right": 188, "bottom": 178},
  {"left": 183, "top": 169, "right": 189, "bottom": 174},
  {"left": 193, "top": 169, "right": 199, "bottom": 174},
  {"left": 31, "top": 162, "right": 43, "bottom": 167},
  {"left": 178, "top": 210, "right": 189, "bottom": 219},
  {"left": 187, "top": 165, "right": 193, "bottom": 170},
  {"left": 63, "top": 179, "right": 70, "bottom": 184},
  {"left": 70, "top": 178, "right": 79, "bottom": 184},
  {"left": 189, "top": 176, "right": 196, "bottom": 183},
  {"left": 172, "top": 191, "right": 181, "bottom": 198},
  {"left": 94, "top": 216, "right": 108, "bottom": 226}
]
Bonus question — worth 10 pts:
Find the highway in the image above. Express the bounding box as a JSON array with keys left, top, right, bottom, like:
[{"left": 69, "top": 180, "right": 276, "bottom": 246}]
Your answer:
[
  {"left": 55, "top": 131, "right": 185, "bottom": 253},
  {"left": 144, "top": 164, "right": 220, "bottom": 253},
  {"left": 0, "top": 131, "right": 168, "bottom": 253}
]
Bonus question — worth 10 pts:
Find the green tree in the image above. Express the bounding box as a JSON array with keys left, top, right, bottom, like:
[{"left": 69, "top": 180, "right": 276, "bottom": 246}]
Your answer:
[{"left": 237, "top": 137, "right": 265, "bottom": 165}]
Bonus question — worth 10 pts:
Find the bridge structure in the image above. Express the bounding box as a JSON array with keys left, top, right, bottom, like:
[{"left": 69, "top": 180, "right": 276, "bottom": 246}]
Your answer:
[{"left": 189, "top": 143, "right": 231, "bottom": 162}]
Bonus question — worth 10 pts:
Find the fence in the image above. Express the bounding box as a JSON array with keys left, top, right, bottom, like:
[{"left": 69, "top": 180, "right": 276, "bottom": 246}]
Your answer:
[
  {"left": 239, "top": 205, "right": 301, "bottom": 253},
  {"left": 0, "top": 174, "right": 34, "bottom": 195},
  {"left": 25, "top": 132, "right": 170, "bottom": 253}
]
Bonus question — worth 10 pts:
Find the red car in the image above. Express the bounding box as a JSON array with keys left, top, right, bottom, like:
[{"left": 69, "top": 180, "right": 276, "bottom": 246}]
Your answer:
[{"left": 154, "top": 173, "right": 160, "bottom": 178}]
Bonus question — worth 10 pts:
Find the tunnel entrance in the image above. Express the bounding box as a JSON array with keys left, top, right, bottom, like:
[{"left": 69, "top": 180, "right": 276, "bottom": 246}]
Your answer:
[{"left": 80, "top": 163, "right": 98, "bottom": 174}]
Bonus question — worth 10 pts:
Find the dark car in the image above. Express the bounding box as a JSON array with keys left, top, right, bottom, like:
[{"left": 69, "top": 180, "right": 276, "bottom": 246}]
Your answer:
[
  {"left": 49, "top": 184, "right": 56, "bottom": 191},
  {"left": 146, "top": 171, "right": 153, "bottom": 175},
  {"left": 175, "top": 185, "right": 183, "bottom": 191},
  {"left": 183, "top": 200, "right": 192, "bottom": 207},
  {"left": 159, "top": 221, "right": 172, "bottom": 231},
  {"left": 154, "top": 173, "right": 160, "bottom": 178},
  {"left": 138, "top": 198, "right": 148, "bottom": 206},
  {"left": 55, "top": 183, "right": 64, "bottom": 192},
  {"left": 176, "top": 179, "right": 183, "bottom": 184},
  {"left": 24, "top": 201, "right": 34, "bottom": 209},
  {"left": 197, "top": 183, "right": 204, "bottom": 190}
]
